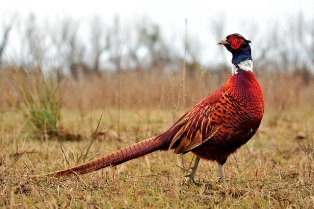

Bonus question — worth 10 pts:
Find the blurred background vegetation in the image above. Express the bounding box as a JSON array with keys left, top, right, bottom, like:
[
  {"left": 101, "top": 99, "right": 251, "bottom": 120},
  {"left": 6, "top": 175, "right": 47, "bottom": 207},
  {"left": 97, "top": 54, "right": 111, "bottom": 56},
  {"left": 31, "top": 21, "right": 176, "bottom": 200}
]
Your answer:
[
  {"left": 1, "top": 13, "right": 314, "bottom": 74},
  {"left": 0, "top": 12, "right": 313, "bottom": 137}
]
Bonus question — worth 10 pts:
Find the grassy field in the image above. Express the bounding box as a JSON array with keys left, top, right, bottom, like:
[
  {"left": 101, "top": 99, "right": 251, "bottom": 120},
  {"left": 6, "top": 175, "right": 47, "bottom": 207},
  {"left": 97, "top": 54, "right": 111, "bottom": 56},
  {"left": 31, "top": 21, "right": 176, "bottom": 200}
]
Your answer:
[{"left": 1, "top": 69, "right": 314, "bottom": 208}]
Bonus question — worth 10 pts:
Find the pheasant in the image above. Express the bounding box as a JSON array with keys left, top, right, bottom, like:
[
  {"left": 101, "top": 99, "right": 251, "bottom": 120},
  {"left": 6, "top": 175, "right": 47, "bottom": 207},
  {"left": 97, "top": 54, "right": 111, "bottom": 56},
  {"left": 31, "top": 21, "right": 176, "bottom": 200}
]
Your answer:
[{"left": 36, "top": 33, "right": 264, "bottom": 187}]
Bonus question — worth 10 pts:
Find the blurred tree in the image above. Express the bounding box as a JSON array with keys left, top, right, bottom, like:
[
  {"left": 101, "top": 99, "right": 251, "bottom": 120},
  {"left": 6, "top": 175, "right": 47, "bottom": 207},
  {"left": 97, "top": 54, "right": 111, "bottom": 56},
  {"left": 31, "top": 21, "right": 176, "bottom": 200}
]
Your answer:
[
  {"left": 49, "top": 18, "right": 86, "bottom": 78},
  {"left": 49, "top": 18, "right": 77, "bottom": 70},
  {"left": 22, "top": 13, "right": 43, "bottom": 67},
  {"left": 106, "top": 16, "right": 124, "bottom": 72},
  {"left": 185, "top": 35, "right": 202, "bottom": 77},
  {"left": 137, "top": 19, "right": 171, "bottom": 70},
  {"left": 210, "top": 15, "right": 226, "bottom": 67},
  {"left": 90, "top": 16, "right": 107, "bottom": 74},
  {"left": 307, "top": 15, "right": 314, "bottom": 73},
  {"left": 0, "top": 24, "right": 12, "bottom": 66}
]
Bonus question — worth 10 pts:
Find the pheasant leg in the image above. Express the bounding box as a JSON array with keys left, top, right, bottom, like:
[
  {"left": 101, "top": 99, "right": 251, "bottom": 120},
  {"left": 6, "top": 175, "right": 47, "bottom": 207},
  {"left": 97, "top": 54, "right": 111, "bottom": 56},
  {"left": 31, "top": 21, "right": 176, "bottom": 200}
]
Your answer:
[
  {"left": 218, "top": 163, "right": 228, "bottom": 188},
  {"left": 185, "top": 156, "right": 201, "bottom": 183}
]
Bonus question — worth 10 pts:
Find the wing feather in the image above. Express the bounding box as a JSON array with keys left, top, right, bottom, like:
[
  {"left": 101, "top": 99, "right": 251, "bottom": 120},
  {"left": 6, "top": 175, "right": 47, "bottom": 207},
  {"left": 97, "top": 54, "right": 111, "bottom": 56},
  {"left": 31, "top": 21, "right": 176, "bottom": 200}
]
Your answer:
[{"left": 168, "top": 91, "right": 238, "bottom": 154}]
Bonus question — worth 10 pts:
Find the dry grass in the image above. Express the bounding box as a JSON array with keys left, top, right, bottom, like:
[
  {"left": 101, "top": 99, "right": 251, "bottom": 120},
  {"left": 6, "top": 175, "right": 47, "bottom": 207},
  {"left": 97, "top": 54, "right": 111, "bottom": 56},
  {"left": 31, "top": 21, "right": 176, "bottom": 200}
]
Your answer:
[{"left": 0, "top": 68, "right": 314, "bottom": 208}]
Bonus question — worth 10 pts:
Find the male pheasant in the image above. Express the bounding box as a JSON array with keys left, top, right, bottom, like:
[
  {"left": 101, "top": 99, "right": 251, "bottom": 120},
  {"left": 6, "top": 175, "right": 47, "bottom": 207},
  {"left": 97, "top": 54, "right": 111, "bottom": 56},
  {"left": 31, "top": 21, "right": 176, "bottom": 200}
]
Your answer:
[{"left": 36, "top": 33, "right": 264, "bottom": 187}]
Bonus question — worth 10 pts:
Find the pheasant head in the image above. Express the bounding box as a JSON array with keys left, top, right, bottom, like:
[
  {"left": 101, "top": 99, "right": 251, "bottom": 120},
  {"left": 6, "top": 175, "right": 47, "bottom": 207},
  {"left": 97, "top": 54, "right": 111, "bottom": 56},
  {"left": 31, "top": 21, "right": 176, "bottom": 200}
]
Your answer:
[{"left": 218, "top": 33, "right": 252, "bottom": 65}]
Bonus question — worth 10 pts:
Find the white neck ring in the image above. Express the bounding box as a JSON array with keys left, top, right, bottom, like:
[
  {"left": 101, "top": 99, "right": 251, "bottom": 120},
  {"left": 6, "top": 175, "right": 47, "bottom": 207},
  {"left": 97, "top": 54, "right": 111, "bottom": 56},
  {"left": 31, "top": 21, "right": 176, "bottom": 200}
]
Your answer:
[{"left": 232, "top": 60, "right": 253, "bottom": 75}]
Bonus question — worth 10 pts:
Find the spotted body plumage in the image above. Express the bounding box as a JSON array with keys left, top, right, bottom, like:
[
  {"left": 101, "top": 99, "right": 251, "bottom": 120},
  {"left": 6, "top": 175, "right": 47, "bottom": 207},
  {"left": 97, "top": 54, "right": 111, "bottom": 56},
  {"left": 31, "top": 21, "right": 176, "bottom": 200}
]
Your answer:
[
  {"left": 34, "top": 33, "right": 264, "bottom": 187},
  {"left": 162, "top": 65, "right": 264, "bottom": 166}
]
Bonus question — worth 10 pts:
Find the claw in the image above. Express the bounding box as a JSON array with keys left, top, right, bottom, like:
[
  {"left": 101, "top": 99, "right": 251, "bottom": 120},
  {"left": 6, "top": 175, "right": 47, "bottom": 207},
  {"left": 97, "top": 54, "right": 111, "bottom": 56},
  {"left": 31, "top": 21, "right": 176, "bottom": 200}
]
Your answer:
[
  {"left": 184, "top": 156, "right": 201, "bottom": 185},
  {"left": 184, "top": 173, "right": 201, "bottom": 186}
]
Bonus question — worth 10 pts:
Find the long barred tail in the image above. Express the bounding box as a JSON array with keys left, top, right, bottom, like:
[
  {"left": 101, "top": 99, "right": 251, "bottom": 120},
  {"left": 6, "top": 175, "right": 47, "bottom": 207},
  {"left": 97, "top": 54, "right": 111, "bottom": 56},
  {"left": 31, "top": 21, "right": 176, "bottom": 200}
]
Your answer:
[{"left": 37, "top": 136, "right": 163, "bottom": 177}]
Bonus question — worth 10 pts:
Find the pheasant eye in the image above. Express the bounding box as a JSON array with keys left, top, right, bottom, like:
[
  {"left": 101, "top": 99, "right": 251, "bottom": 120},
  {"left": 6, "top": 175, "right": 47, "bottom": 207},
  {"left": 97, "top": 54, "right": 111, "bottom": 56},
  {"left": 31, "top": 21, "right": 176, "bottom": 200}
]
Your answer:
[{"left": 234, "top": 38, "right": 238, "bottom": 42}]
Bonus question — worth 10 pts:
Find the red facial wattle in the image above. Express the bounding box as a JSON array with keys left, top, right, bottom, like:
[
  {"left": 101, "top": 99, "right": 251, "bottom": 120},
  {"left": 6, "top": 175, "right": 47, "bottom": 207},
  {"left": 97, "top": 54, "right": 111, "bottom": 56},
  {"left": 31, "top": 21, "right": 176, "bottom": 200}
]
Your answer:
[{"left": 228, "top": 35, "right": 244, "bottom": 49}]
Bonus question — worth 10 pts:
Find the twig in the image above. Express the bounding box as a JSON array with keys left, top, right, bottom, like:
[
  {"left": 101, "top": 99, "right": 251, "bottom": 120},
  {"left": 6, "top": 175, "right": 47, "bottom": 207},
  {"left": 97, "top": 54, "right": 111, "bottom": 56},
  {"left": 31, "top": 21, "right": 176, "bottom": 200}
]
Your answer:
[
  {"left": 78, "top": 113, "right": 103, "bottom": 163},
  {"left": 182, "top": 18, "right": 188, "bottom": 107},
  {"left": 2, "top": 145, "right": 31, "bottom": 174}
]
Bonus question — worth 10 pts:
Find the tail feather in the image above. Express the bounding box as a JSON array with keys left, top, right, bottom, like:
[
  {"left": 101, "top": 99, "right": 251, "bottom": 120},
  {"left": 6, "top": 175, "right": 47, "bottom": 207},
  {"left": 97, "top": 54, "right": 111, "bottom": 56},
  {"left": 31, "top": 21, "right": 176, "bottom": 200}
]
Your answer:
[{"left": 39, "top": 136, "right": 162, "bottom": 177}]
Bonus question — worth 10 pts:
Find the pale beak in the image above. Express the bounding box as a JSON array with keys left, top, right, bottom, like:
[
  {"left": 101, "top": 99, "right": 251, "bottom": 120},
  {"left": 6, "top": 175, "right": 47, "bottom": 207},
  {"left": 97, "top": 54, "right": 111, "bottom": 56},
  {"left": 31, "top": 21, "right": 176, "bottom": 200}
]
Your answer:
[{"left": 217, "top": 39, "right": 229, "bottom": 45}]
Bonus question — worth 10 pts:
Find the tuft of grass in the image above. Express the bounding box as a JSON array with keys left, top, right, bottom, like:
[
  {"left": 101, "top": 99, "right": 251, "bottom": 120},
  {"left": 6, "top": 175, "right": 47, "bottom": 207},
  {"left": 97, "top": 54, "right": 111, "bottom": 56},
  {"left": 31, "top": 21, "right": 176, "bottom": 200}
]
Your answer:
[{"left": 11, "top": 67, "right": 62, "bottom": 138}]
